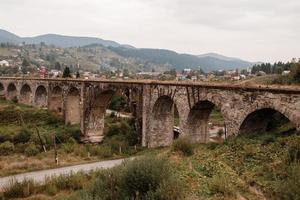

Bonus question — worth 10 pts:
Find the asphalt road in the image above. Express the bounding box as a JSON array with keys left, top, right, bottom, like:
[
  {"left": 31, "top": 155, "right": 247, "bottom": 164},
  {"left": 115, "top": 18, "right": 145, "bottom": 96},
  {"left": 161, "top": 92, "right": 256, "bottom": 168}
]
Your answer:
[{"left": 0, "top": 158, "right": 125, "bottom": 189}]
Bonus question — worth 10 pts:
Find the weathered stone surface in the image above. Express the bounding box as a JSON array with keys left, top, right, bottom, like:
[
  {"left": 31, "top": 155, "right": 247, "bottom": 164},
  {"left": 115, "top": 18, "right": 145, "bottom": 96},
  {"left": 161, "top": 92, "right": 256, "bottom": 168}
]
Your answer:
[{"left": 0, "top": 78, "right": 299, "bottom": 148}]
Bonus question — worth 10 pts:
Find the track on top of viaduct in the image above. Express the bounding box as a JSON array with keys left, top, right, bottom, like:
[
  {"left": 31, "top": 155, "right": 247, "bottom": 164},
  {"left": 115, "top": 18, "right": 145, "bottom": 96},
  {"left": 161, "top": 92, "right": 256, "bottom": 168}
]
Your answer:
[{"left": 0, "top": 77, "right": 299, "bottom": 148}]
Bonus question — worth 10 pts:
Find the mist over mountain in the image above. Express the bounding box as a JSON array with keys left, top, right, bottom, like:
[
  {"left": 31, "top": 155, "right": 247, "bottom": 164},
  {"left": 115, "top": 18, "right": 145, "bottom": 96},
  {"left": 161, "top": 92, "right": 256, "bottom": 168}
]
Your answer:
[{"left": 0, "top": 29, "right": 255, "bottom": 71}]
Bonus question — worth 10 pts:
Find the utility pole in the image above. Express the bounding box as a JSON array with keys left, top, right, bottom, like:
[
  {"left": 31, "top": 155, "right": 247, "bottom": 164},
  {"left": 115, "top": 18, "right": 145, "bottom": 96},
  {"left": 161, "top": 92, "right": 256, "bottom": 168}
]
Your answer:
[
  {"left": 36, "top": 127, "right": 46, "bottom": 152},
  {"left": 53, "top": 133, "right": 58, "bottom": 165}
]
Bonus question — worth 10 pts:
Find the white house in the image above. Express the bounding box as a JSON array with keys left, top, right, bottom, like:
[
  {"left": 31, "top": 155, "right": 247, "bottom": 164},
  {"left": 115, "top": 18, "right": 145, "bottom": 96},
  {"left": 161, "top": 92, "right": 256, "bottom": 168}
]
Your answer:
[
  {"left": 282, "top": 70, "right": 291, "bottom": 76},
  {"left": 0, "top": 60, "right": 9, "bottom": 67}
]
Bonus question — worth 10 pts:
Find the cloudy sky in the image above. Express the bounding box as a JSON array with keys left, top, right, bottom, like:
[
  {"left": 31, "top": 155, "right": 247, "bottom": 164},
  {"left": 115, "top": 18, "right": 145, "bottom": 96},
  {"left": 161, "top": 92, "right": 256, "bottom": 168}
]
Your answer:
[{"left": 1, "top": 0, "right": 299, "bottom": 62}]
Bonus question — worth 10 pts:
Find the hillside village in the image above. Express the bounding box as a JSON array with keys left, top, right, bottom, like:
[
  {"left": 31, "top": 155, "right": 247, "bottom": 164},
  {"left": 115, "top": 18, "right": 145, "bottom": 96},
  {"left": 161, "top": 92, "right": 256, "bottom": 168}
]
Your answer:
[{"left": 1, "top": 42, "right": 298, "bottom": 83}]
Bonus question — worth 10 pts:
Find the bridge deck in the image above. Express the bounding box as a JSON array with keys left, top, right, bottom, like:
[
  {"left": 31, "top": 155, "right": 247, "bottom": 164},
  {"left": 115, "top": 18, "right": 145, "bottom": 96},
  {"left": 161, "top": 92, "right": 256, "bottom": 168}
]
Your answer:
[{"left": 0, "top": 77, "right": 299, "bottom": 94}]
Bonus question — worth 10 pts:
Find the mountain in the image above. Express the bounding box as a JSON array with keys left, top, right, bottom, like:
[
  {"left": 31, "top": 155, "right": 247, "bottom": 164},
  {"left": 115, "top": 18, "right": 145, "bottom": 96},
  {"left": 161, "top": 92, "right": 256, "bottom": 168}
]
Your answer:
[
  {"left": 0, "top": 29, "right": 255, "bottom": 71},
  {"left": 108, "top": 47, "right": 253, "bottom": 71},
  {"left": 198, "top": 53, "right": 243, "bottom": 61},
  {"left": 0, "top": 29, "right": 20, "bottom": 44},
  {"left": 0, "top": 29, "right": 121, "bottom": 48},
  {"left": 22, "top": 34, "right": 121, "bottom": 48}
]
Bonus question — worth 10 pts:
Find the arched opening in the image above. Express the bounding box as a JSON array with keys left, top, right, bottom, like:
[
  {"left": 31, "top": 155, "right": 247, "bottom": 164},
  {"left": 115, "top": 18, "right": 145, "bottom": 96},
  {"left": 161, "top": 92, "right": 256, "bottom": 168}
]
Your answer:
[
  {"left": 239, "top": 108, "right": 296, "bottom": 134},
  {"left": 104, "top": 89, "right": 138, "bottom": 145},
  {"left": 35, "top": 85, "right": 47, "bottom": 107},
  {"left": 150, "top": 96, "right": 176, "bottom": 147},
  {"left": 49, "top": 86, "right": 63, "bottom": 114},
  {"left": 7, "top": 83, "right": 17, "bottom": 101},
  {"left": 20, "top": 84, "right": 32, "bottom": 105},
  {"left": 66, "top": 87, "right": 80, "bottom": 124},
  {"left": 173, "top": 107, "right": 180, "bottom": 140},
  {"left": 0, "top": 83, "right": 4, "bottom": 97},
  {"left": 186, "top": 100, "right": 225, "bottom": 143}
]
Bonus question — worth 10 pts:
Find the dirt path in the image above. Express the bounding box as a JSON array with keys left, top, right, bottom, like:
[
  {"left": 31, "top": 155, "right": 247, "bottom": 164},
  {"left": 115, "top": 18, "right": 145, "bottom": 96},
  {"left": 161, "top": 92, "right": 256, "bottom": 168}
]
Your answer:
[{"left": 0, "top": 158, "right": 127, "bottom": 189}]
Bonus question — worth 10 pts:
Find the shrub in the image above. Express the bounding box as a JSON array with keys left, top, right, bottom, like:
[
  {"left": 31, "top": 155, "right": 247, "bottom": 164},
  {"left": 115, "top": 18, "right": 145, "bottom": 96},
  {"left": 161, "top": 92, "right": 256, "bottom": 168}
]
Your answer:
[
  {"left": 70, "top": 156, "right": 183, "bottom": 200},
  {"left": 207, "top": 142, "right": 219, "bottom": 150},
  {"left": 217, "top": 129, "right": 224, "bottom": 137},
  {"left": 261, "top": 134, "right": 276, "bottom": 145},
  {"left": 0, "top": 141, "right": 14, "bottom": 155},
  {"left": 277, "top": 163, "right": 300, "bottom": 199},
  {"left": 92, "top": 145, "right": 112, "bottom": 158},
  {"left": 73, "top": 145, "right": 88, "bottom": 157},
  {"left": 3, "top": 179, "right": 36, "bottom": 198},
  {"left": 120, "top": 156, "right": 176, "bottom": 198},
  {"left": 287, "top": 139, "right": 300, "bottom": 162},
  {"left": 209, "top": 174, "right": 236, "bottom": 197},
  {"left": 44, "top": 172, "right": 87, "bottom": 192},
  {"left": 14, "top": 128, "right": 32, "bottom": 143},
  {"left": 56, "top": 125, "right": 81, "bottom": 143},
  {"left": 62, "top": 142, "right": 76, "bottom": 154},
  {"left": 24, "top": 144, "right": 40, "bottom": 157},
  {"left": 172, "top": 137, "right": 194, "bottom": 156},
  {"left": 0, "top": 130, "right": 12, "bottom": 143},
  {"left": 85, "top": 166, "right": 123, "bottom": 200},
  {"left": 106, "top": 124, "right": 120, "bottom": 137}
]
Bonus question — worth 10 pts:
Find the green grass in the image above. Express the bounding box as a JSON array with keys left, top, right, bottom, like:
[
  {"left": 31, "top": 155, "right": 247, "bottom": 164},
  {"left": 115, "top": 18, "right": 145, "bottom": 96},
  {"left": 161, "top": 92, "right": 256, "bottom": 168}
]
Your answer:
[{"left": 209, "top": 107, "right": 224, "bottom": 126}]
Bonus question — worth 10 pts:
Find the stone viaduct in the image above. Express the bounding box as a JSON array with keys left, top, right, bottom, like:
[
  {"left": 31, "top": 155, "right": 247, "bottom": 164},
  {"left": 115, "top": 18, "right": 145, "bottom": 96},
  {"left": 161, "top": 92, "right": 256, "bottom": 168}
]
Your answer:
[{"left": 0, "top": 77, "right": 299, "bottom": 148}]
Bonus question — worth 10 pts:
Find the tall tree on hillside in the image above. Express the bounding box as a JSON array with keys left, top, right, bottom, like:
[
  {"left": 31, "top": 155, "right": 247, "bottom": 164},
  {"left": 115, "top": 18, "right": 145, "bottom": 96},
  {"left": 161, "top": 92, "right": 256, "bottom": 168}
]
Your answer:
[
  {"left": 54, "top": 62, "right": 61, "bottom": 70},
  {"left": 290, "top": 62, "right": 300, "bottom": 83},
  {"left": 76, "top": 71, "right": 80, "bottom": 78},
  {"left": 21, "top": 58, "right": 30, "bottom": 74},
  {"left": 62, "top": 67, "right": 71, "bottom": 78}
]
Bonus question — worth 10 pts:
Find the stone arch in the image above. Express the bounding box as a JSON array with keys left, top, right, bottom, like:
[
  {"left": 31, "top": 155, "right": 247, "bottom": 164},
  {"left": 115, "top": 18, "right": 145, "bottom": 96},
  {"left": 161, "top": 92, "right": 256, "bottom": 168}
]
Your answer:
[
  {"left": 185, "top": 100, "right": 219, "bottom": 143},
  {"left": 239, "top": 107, "right": 296, "bottom": 134},
  {"left": 35, "top": 85, "right": 47, "bottom": 107},
  {"left": 20, "top": 84, "right": 32, "bottom": 105},
  {"left": 49, "top": 86, "right": 63, "bottom": 113},
  {"left": 84, "top": 88, "right": 116, "bottom": 142},
  {"left": 149, "top": 95, "right": 177, "bottom": 147},
  {"left": 66, "top": 87, "right": 81, "bottom": 124},
  {"left": 7, "top": 83, "right": 17, "bottom": 100},
  {"left": 0, "top": 82, "right": 4, "bottom": 97}
]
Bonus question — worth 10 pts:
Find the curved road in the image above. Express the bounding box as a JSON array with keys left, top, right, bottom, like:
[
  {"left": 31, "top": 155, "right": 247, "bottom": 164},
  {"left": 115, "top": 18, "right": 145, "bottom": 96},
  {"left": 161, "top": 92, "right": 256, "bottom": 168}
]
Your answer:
[{"left": 0, "top": 158, "right": 126, "bottom": 189}]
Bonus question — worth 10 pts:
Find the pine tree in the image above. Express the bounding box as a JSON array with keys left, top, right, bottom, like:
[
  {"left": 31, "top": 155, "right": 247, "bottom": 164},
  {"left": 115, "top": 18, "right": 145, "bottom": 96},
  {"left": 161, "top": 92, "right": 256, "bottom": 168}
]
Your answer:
[
  {"left": 76, "top": 71, "right": 80, "bottom": 78},
  {"left": 62, "top": 67, "right": 71, "bottom": 78}
]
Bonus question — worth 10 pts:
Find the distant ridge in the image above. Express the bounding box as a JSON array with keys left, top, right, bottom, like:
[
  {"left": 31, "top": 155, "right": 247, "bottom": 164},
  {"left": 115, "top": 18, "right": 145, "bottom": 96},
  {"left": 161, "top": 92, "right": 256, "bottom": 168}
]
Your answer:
[{"left": 0, "top": 29, "right": 255, "bottom": 71}]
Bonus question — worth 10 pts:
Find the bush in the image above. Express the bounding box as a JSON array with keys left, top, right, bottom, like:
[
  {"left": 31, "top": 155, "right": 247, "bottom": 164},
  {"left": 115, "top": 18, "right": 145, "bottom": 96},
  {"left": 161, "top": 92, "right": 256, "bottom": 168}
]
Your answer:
[
  {"left": 24, "top": 144, "right": 40, "bottom": 157},
  {"left": 69, "top": 156, "right": 184, "bottom": 200},
  {"left": 120, "top": 156, "right": 177, "bottom": 198},
  {"left": 44, "top": 172, "right": 87, "bottom": 192},
  {"left": 106, "top": 124, "right": 120, "bottom": 137},
  {"left": 14, "top": 128, "right": 32, "bottom": 143},
  {"left": 172, "top": 137, "right": 194, "bottom": 156},
  {"left": 56, "top": 125, "right": 81, "bottom": 143},
  {"left": 209, "top": 174, "right": 236, "bottom": 197},
  {"left": 3, "top": 179, "right": 36, "bottom": 198},
  {"left": 85, "top": 166, "right": 123, "bottom": 200},
  {"left": 277, "top": 163, "right": 300, "bottom": 199},
  {"left": 0, "top": 130, "right": 12, "bottom": 143},
  {"left": 92, "top": 145, "right": 112, "bottom": 158},
  {"left": 287, "top": 139, "right": 300, "bottom": 162},
  {"left": 0, "top": 141, "right": 14, "bottom": 155}
]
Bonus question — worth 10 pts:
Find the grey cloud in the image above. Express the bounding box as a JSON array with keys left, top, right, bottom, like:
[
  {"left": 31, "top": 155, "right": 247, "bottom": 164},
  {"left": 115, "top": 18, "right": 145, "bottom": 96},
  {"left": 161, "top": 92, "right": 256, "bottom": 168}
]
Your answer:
[{"left": 0, "top": 0, "right": 299, "bottom": 62}]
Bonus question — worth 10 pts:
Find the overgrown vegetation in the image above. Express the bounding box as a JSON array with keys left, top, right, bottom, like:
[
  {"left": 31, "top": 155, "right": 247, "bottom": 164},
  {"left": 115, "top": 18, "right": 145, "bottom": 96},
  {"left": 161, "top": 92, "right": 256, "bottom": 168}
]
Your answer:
[
  {"left": 67, "top": 156, "right": 184, "bottom": 200},
  {"left": 251, "top": 59, "right": 300, "bottom": 84},
  {"left": 0, "top": 99, "right": 141, "bottom": 177},
  {"left": 1, "top": 156, "right": 184, "bottom": 200},
  {"left": 172, "top": 137, "right": 194, "bottom": 156}
]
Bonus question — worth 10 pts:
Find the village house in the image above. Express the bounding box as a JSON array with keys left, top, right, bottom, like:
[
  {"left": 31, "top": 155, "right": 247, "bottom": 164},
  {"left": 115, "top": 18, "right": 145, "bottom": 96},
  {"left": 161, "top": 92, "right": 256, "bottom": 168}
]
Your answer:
[{"left": 0, "top": 60, "right": 9, "bottom": 67}]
